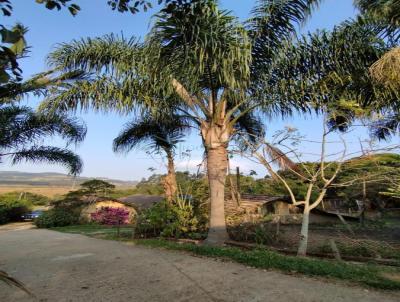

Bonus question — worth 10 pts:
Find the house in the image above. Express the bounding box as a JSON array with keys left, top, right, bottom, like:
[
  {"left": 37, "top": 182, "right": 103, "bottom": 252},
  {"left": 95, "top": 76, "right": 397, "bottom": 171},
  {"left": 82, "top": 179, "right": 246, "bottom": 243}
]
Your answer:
[
  {"left": 80, "top": 195, "right": 163, "bottom": 223},
  {"left": 226, "top": 194, "right": 295, "bottom": 216},
  {"left": 117, "top": 195, "right": 164, "bottom": 211},
  {"left": 226, "top": 194, "right": 345, "bottom": 224}
]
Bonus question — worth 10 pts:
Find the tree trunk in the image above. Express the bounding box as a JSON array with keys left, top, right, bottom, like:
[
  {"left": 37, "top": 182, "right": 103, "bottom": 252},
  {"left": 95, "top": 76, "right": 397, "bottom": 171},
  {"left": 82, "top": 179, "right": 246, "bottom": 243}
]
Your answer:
[
  {"left": 201, "top": 121, "right": 231, "bottom": 246},
  {"left": 163, "top": 151, "right": 177, "bottom": 203},
  {"left": 297, "top": 207, "right": 310, "bottom": 256},
  {"left": 204, "top": 144, "right": 229, "bottom": 245}
]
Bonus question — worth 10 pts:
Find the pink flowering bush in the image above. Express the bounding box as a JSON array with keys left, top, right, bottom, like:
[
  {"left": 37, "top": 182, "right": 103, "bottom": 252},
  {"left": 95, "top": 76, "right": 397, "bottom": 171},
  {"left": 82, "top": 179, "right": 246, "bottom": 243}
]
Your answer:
[{"left": 90, "top": 207, "right": 130, "bottom": 225}]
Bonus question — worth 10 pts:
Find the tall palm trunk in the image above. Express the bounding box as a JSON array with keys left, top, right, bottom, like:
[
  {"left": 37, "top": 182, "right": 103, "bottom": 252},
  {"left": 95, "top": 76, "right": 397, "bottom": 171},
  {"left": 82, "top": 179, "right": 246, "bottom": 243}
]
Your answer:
[
  {"left": 202, "top": 121, "right": 230, "bottom": 245},
  {"left": 163, "top": 150, "right": 177, "bottom": 203}
]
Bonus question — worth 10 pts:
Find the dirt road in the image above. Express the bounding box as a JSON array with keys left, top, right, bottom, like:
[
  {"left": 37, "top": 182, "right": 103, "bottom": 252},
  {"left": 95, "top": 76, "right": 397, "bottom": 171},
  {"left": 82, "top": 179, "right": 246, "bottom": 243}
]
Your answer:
[{"left": 0, "top": 228, "right": 399, "bottom": 302}]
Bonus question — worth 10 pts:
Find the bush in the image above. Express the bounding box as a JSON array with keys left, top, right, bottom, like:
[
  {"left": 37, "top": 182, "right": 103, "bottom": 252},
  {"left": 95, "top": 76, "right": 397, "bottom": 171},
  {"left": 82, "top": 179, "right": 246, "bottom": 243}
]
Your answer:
[
  {"left": 34, "top": 208, "right": 79, "bottom": 228},
  {"left": 91, "top": 207, "right": 130, "bottom": 225},
  {"left": 0, "top": 193, "right": 31, "bottom": 224},
  {"left": 135, "top": 198, "right": 204, "bottom": 239}
]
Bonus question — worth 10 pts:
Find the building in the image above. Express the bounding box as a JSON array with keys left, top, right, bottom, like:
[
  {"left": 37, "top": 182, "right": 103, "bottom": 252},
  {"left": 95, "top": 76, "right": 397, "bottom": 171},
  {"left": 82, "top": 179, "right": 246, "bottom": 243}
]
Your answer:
[{"left": 80, "top": 195, "right": 163, "bottom": 223}]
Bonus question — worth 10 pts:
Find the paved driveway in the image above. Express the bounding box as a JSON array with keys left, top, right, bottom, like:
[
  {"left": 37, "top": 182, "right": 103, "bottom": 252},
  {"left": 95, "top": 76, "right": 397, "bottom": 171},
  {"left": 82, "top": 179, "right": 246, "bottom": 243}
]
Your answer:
[{"left": 0, "top": 228, "right": 399, "bottom": 302}]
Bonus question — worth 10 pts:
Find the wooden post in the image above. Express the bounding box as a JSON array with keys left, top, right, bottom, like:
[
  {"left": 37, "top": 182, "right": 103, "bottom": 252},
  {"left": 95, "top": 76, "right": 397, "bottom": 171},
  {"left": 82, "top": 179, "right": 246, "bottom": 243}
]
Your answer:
[
  {"left": 360, "top": 179, "right": 366, "bottom": 227},
  {"left": 329, "top": 239, "right": 342, "bottom": 261},
  {"left": 336, "top": 212, "right": 355, "bottom": 236},
  {"left": 236, "top": 167, "right": 241, "bottom": 204}
]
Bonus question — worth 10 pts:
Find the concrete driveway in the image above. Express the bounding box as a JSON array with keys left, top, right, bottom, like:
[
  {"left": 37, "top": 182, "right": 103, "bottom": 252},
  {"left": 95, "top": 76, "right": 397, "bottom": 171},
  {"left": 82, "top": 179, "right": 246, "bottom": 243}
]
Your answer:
[{"left": 0, "top": 228, "right": 399, "bottom": 302}]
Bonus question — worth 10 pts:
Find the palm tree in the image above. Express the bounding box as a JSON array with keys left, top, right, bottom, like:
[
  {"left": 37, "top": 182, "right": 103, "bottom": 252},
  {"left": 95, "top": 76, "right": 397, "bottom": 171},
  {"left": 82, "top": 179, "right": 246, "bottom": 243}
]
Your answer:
[
  {"left": 42, "top": 0, "right": 322, "bottom": 245},
  {"left": 355, "top": 0, "right": 400, "bottom": 88},
  {"left": 113, "top": 112, "right": 188, "bottom": 202},
  {"left": 0, "top": 104, "right": 85, "bottom": 174}
]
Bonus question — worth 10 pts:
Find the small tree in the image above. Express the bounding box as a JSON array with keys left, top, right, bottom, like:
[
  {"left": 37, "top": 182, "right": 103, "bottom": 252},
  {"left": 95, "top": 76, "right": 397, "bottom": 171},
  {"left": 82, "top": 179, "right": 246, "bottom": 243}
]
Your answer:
[
  {"left": 244, "top": 119, "right": 348, "bottom": 257},
  {"left": 91, "top": 206, "right": 130, "bottom": 237},
  {"left": 80, "top": 179, "right": 115, "bottom": 197}
]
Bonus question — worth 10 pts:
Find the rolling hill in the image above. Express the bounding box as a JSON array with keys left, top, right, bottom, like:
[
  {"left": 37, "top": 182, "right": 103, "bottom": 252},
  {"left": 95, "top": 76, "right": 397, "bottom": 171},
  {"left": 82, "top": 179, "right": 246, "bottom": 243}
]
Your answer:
[{"left": 0, "top": 171, "right": 137, "bottom": 188}]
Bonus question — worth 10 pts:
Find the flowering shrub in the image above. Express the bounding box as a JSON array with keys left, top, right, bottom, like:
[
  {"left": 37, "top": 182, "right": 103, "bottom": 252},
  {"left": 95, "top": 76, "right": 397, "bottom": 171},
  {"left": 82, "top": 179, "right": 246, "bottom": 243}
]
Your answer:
[
  {"left": 91, "top": 207, "right": 130, "bottom": 225},
  {"left": 135, "top": 199, "right": 204, "bottom": 239}
]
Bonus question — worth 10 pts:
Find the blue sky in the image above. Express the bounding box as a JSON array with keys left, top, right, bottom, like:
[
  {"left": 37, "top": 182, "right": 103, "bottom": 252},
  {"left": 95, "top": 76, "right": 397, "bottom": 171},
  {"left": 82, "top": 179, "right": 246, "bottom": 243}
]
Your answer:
[{"left": 4, "top": 0, "right": 396, "bottom": 181}]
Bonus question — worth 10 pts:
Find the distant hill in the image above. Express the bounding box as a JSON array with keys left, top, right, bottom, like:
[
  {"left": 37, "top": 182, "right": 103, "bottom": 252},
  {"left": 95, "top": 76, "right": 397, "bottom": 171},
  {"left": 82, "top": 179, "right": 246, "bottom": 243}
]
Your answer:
[{"left": 0, "top": 171, "right": 137, "bottom": 188}]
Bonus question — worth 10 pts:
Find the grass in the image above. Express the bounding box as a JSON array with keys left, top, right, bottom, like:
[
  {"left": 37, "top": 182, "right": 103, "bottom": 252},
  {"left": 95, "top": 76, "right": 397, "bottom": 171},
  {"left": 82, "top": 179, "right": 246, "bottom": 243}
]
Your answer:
[
  {"left": 51, "top": 225, "right": 400, "bottom": 291},
  {"left": 52, "top": 224, "right": 135, "bottom": 237}
]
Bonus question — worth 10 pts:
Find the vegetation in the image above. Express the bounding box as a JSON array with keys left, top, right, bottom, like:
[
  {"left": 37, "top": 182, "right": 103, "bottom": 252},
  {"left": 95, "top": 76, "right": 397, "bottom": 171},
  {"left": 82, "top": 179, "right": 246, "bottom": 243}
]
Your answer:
[
  {"left": 135, "top": 198, "right": 204, "bottom": 239},
  {"left": 91, "top": 207, "right": 130, "bottom": 225},
  {"left": 42, "top": 0, "right": 322, "bottom": 246},
  {"left": 0, "top": 191, "right": 51, "bottom": 224},
  {"left": 0, "top": 193, "right": 31, "bottom": 224},
  {"left": 113, "top": 112, "right": 189, "bottom": 202},
  {"left": 2, "top": 0, "right": 400, "bottom": 294},
  {"left": 53, "top": 179, "right": 116, "bottom": 208},
  {"left": 79, "top": 179, "right": 116, "bottom": 196},
  {"left": 34, "top": 207, "right": 79, "bottom": 228},
  {"left": 0, "top": 105, "right": 86, "bottom": 175}
]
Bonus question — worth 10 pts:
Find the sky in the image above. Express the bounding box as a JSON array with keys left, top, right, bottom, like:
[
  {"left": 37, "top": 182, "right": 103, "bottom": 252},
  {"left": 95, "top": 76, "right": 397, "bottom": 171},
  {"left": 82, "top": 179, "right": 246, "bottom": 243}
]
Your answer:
[{"left": 3, "top": 0, "right": 397, "bottom": 181}]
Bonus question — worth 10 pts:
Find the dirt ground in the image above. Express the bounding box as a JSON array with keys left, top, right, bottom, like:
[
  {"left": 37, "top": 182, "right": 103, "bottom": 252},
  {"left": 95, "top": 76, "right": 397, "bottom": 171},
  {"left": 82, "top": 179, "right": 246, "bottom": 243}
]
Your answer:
[{"left": 1, "top": 228, "right": 400, "bottom": 302}]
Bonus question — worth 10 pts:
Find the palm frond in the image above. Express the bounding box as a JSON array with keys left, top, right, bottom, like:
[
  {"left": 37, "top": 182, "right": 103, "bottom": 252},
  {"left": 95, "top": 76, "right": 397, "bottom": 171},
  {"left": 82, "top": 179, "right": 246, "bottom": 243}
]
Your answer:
[
  {"left": 249, "top": 0, "right": 322, "bottom": 68},
  {"left": 48, "top": 35, "right": 140, "bottom": 75},
  {"left": 0, "top": 105, "right": 87, "bottom": 149},
  {"left": 233, "top": 111, "right": 265, "bottom": 148},
  {"left": 0, "top": 270, "right": 33, "bottom": 297},
  {"left": 264, "top": 142, "right": 297, "bottom": 171},
  {"left": 10, "top": 146, "right": 83, "bottom": 175},
  {"left": 113, "top": 112, "right": 190, "bottom": 155},
  {"left": 0, "top": 69, "right": 86, "bottom": 102}
]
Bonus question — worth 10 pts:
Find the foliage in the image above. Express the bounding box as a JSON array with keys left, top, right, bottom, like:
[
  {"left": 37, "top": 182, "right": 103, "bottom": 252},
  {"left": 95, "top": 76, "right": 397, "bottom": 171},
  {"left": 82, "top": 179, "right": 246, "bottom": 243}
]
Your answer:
[
  {"left": 135, "top": 198, "right": 203, "bottom": 239},
  {"left": 356, "top": 0, "right": 400, "bottom": 31},
  {"left": 0, "top": 192, "right": 31, "bottom": 224},
  {"left": 107, "top": 187, "right": 138, "bottom": 199},
  {"left": 0, "top": 105, "right": 86, "bottom": 175},
  {"left": 80, "top": 179, "right": 115, "bottom": 195},
  {"left": 241, "top": 153, "right": 400, "bottom": 209},
  {"left": 113, "top": 111, "right": 188, "bottom": 159},
  {"left": 134, "top": 174, "right": 165, "bottom": 195},
  {"left": 42, "top": 0, "right": 333, "bottom": 244},
  {"left": 34, "top": 207, "right": 79, "bottom": 228},
  {"left": 2, "top": 191, "right": 50, "bottom": 206},
  {"left": 90, "top": 206, "right": 130, "bottom": 225}
]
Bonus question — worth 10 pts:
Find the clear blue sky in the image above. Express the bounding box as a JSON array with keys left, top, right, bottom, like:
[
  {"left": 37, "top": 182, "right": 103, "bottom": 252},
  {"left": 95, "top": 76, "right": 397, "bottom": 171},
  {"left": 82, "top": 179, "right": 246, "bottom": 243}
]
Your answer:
[{"left": 5, "top": 0, "right": 395, "bottom": 181}]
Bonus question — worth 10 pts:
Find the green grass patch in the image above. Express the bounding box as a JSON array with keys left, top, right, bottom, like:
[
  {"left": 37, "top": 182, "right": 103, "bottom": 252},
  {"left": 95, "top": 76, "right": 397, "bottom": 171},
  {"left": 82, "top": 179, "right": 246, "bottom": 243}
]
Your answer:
[
  {"left": 51, "top": 224, "right": 135, "bottom": 237},
  {"left": 137, "top": 239, "right": 400, "bottom": 290},
  {"left": 51, "top": 225, "right": 400, "bottom": 290}
]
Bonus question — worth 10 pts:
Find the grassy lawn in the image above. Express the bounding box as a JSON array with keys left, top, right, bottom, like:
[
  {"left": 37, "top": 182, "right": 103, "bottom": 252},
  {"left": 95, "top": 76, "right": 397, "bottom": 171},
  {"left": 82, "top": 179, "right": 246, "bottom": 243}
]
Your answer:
[
  {"left": 51, "top": 225, "right": 400, "bottom": 290},
  {"left": 51, "top": 224, "right": 135, "bottom": 237}
]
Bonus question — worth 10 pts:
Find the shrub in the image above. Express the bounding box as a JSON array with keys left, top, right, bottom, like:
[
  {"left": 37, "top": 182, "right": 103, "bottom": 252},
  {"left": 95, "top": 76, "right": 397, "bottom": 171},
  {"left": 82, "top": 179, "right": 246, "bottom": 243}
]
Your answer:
[
  {"left": 34, "top": 208, "right": 79, "bottom": 228},
  {"left": 135, "top": 198, "right": 203, "bottom": 239},
  {"left": 90, "top": 207, "right": 130, "bottom": 225},
  {"left": 0, "top": 194, "right": 31, "bottom": 224}
]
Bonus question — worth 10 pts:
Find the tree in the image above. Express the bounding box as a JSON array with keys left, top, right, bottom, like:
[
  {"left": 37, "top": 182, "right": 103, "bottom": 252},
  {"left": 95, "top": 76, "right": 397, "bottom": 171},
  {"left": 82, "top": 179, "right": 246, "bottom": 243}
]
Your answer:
[
  {"left": 0, "top": 104, "right": 85, "bottom": 174},
  {"left": 355, "top": 1, "right": 400, "bottom": 89},
  {"left": 80, "top": 179, "right": 116, "bottom": 196},
  {"left": 41, "top": 0, "right": 323, "bottom": 245},
  {"left": 244, "top": 122, "right": 349, "bottom": 256},
  {"left": 268, "top": 17, "right": 400, "bottom": 141},
  {"left": 113, "top": 112, "right": 188, "bottom": 202}
]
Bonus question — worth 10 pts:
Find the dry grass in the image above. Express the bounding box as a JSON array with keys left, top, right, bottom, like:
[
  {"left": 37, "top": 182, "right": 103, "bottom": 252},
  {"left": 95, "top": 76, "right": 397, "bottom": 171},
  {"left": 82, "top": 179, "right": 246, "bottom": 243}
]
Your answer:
[
  {"left": 370, "top": 47, "right": 400, "bottom": 88},
  {"left": 0, "top": 186, "right": 73, "bottom": 198}
]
